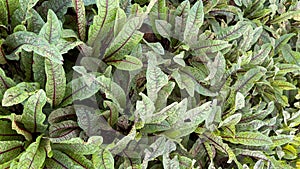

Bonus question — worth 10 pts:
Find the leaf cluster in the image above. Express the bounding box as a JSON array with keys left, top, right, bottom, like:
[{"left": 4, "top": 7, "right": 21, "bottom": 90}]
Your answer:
[{"left": 0, "top": 0, "right": 300, "bottom": 168}]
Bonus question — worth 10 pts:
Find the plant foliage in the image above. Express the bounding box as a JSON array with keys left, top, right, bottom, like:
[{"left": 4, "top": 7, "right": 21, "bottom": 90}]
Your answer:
[{"left": 0, "top": 0, "right": 300, "bottom": 168}]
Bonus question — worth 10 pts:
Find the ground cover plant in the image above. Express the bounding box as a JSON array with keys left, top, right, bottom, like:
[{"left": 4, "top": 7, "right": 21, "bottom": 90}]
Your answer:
[{"left": 0, "top": 0, "right": 300, "bottom": 168}]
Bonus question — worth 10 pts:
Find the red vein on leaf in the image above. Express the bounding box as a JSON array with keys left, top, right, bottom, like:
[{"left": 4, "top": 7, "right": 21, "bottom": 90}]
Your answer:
[
  {"left": 28, "top": 147, "right": 38, "bottom": 168},
  {"left": 107, "top": 59, "right": 139, "bottom": 65},
  {"left": 219, "top": 24, "right": 247, "bottom": 40},
  {"left": 5, "top": 0, "right": 11, "bottom": 24},
  {"left": 0, "top": 145, "right": 22, "bottom": 155},
  {"left": 0, "top": 133, "right": 20, "bottom": 136},
  {"left": 51, "top": 157, "right": 69, "bottom": 169},
  {"left": 50, "top": 126, "right": 78, "bottom": 135},
  {"left": 0, "top": 76, "right": 9, "bottom": 89},
  {"left": 50, "top": 114, "right": 76, "bottom": 124},
  {"left": 222, "top": 135, "right": 270, "bottom": 142},
  {"left": 61, "top": 84, "right": 88, "bottom": 105},
  {"left": 74, "top": 0, "right": 85, "bottom": 41},
  {"left": 49, "top": 61, "right": 57, "bottom": 107},
  {"left": 91, "top": 0, "right": 108, "bottom": 46},
  {"left": 65, "top": 152, "right": 88, "bottom": 169},
  {"left": 33, "top": 92, "right": 42, "bottom": 133}
]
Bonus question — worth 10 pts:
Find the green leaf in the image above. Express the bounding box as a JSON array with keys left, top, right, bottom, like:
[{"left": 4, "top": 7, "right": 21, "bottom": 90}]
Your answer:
[
  {"left": 63, "top": 151, "right": 95, "bottom": 168},
  {"left": 277, "top": 64, "right": 300, "bottom": 75},
  {"left": 49, "top": 120, "right": 80, "bottom": 142},
  {"left": 2, "top": 82, "right": 39, "bottom": 107},
  {"left": 135, "top": 93, "right": 155, "bottom": 123},
  {"left": 5, "top": 31, "right": 63, "bottom": 64},
  {"left": 20, "top": 51, "right": 33, "bottom": 81},
  {"left": 45, "top": 59, "right": 66, "bottom": 107},
  {"left": 0, "top": 67, "right": 16, "bottom": 94},
  {"left": 271, "top": 135, "right": 294, "bottom": 147},
  {"left": 27, "top": 8, "right": 45, "bottom": 33},
  {"left": 92, "top": 149, "right": 114, "bottom": 169},
  {"left": 235, "top": 148, "right": 269, "bottom": 161},
  {"left": 87, "top": 0, "right": 119, "bottom": 46},
  {"left": 219, "top": 113, "right": 242, "bottom": 128},
  {"left": 235, "top": 92, "right": 245, "bottom": 110},
  {"left": 173, "top": 51, "right": 185, "bottom": 67},
  {"left": 0, "top": 40, "right": 7, "bottom": 65},
  {"left": 142, "top": 137, "right": 176, "bottom": 168},
  {"left": 193, "top": 39, "right": 232, "bottom": 53},
  {"left": 141, "top": 120, "right": 171, "bottom": 133},
  {"left": 165, "top": 99, "right": 188, "bottom": 126},
  {"left": 45, "top": 150, "right": 86, "bottom": 168},
  {"left": 146, "top": 54, "right": 168, "bottom": 101},
  {"left": 103, "top": 101, "right": 119, "bottom": 126},
  {"left": 19, "top": 0, "right": 38, "bottom": 12},
  {"left": 204, "top": 142, "right": 214, "bottom": 164},
  {"left": 175, "top": 0, "right": 190, "bottom": 17},
  {"left": 289, "top": 111, "right": 300, "bottom": 128},
  {"left": 17, "top": 136, "right": 46, "bottom": 169},
  {"left": 155, "top": 20, "right": 172, "bottom": 40},
  {"left": 205, "top": 52, "right": 226, "bottom": 86},
  {"left": 0, "top": 140, "right": 23, "bottom": 164},
  {"left": 11, "top": 115, "right": 33, "bottom": 141},
  {"left": 55, "top": 39, "right": 83, "bottom": 54},
  {"left": 275, "top": 34, "right": 296, "bottom": 55},
  {"left": 223, "top": 132, "right": 273, "bottom": 146},
  {"left": 282, "top": 144, "right": 297, "bottom": 160},
  {"left": 172, "top": 69, "right": 195, "bottom": 97},
  {"left": 107, "top": 55, "right": 143, "bottom": 71},
  {"left": 21, "top": 90, "right": 47, "bottom": 133},
  {"left": 216, "top": 21, "right": 248, "bottom": 41},
  {"left": 110, "top": 127, "right": 136, "bottom": 154},
  {"left": 52, "top": 136, "right": 102, "bottom": 154},
  {"left": 281, "top": 44, "right": 300, "bottom": 66},
  {"left": 269, "top": 156, "right": 294, "bottom": 169},
  {"left": 148, "top": 0, "right": 167, "bottom": 36},
  {"left": 2, "top": 88, "right": 29, "bottom": 107},
  {"left": 271, "top": 80, "right": 296, "bottom": 91},
  {"left": 232, "top": 67, "right": 266, "bottom": 95},
  {"left": 240, "top": 101, "right": 275, "bottom": 123},
  {"left": 113, "top": 7, "right": 127, "bottom": 36},
  {"left": 183, "top": 101, "right": 213, "bottom": 125},
  {"left": 163, "top": 101, "right": 212, "bottom": 139},
  {"left": 32, "top": 54, "right": 46, "bottom": 88},
  {"left": 144, "top": 40, "right": 165, "bottom": 55},
  {"left": 48, "top": 106, "right": 76, "bottom": 125},
  {"left": 270, "top": 10, "right": 300, "bottom": 24},
  {"left": 163, "top": 155, "right": 180, "bottom": 169},
  {"left": 0, "top": 1, "right": 8, "bottom": 25},
  {"left": 103, "top": 17, "right": 144, "bottom": 61},
  {"left": 0, "top": 120, "right": 23, "bottom": 141},
  {"left": 250, "top": 43, "right": 272, "bottom": 65},
  {"left": 72, "top": 0, "right": 86, "bottom": 41},
  {"left": 148, "top": 102, "right": 179, "bottom": 124},
  {"left": 75, "top": 105, "right": 110, "bottom": 136},
  {"left": 104, "top": 81, "right": 126, "bottom": 109},
  {"left": 155, "top": 81, "right": 175, "bottom": 111},
  {"left": 202, "top": 133, "right": 236, "bottom": 163},
  {"left": 238, "top": 25, "right": 254, "bottom": 51},
  {"left": 37, "top": 0, "right": 72, "bottom": 20},
  {"left": 39, "top": 9, "right": 62, "bottom": 44},
  {"left": 17, "top": 44, "right": 63, "bottom": 64},
  {"left": 177, "top": 155, "right": 197, "bottom": 169},
  {"left": 184, "top": 0, "right": 204, "bottom": 42},
  {"left": 60, "top": 75, "right": 110, "bottom": 107},
  {"left": 150, "top": 0, "right": 168, "bottom": 20}
]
